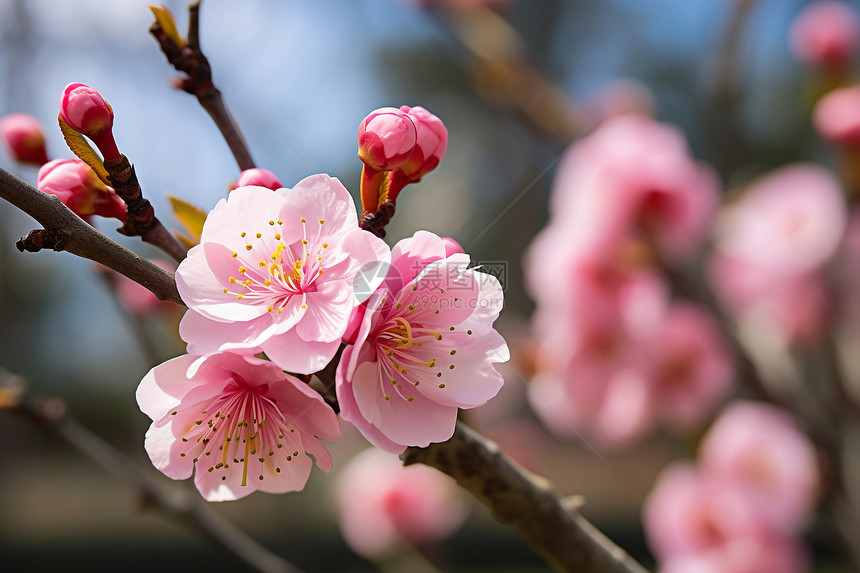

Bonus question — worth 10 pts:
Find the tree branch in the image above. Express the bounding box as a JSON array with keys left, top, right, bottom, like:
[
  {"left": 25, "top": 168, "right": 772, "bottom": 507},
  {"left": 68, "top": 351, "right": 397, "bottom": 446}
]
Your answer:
[
  {"left": 150, "top": 1, "right": 255, "bottom": 171},
  {"left": 0, "top": 368, "right": 300, "bottom": 573},
  {"left": 402, "top": 422, "right": 649, "bottom": 573},
  {"left": 0, "top": 167, "right": 182, "bottom": 305}
]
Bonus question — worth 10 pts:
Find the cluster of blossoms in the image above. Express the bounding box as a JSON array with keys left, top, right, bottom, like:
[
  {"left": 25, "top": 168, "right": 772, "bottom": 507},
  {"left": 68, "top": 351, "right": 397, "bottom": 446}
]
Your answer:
[
  {"left": 1, "top": 86, "right": 507, "bottom": 501},
  {"left": 644, "top": 401, "right": 819, "bottom": 573},
  {"left": 136, "top": 107, "right": 506, "bottom": 500},
  {"left": 525, "top": 114, "right": 733, "bottom": 448}
]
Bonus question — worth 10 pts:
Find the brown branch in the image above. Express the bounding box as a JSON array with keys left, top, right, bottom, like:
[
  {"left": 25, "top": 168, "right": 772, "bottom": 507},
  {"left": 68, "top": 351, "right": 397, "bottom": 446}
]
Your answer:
[
  {"left": 104, "top": 154, "right": 188, "bottom": 263},
  {"left": 0, "top": 368, "right": 300, "bottom": 573},
  {"left": 150, "top": 1, "right": 255, "bottom": 171},
  {"left": 402, "top": 422, "right": 650, "bottom": 573},
  {"left": 0, "top": 167, "right": 183, "bottom": 305}
]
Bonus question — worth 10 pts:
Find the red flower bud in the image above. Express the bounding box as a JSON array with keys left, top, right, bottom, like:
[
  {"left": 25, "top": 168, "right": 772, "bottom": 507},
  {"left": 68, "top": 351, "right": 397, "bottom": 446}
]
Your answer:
[
  {"left": 60, "top": 83, "right": 120, "bottom": 160},
  {"left": 0, "top": 113, "right": 49, "bottom": 166},
  {"left": 233, "top": 168, "right": 283, "bottom": 191},
  {"left": 388, "top": 106, "right": 448, "bottom": 203},
  {"left": 37, "top": 158, "right": 127, "bottom": 223},
  {"left": 357, "top": 107, "right": 417, "bottom": 172}
]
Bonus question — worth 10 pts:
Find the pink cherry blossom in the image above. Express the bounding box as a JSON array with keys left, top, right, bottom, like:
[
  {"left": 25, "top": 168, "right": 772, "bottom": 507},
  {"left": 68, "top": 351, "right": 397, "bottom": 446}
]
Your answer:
[
  {"left": 37, "top": 158, "right": 127, "bottom": 223},
  {"left": 789, "top": 1, "right": 860, "bottom": 69},
  {"left": 136, "top": 351, "right": 340, "bottom": 501},
  {"left": 714, "top": 164, "right": 847, "bottom": 275},
  {"left": 644, "top": 463, "right": 809, "bottom": 573},
  {"left": 357, "top": 107, "right": 417, "bottom": 172},
  {"left": 336, "top": 231, "right": 508, "bottom": 453},
  {"left": 388, "top": 105, "right": 448, "bottom": 202},
  {"left": 647, "top": 303, "right": 734, "bottom": 432},
  {"left": 177, "top": 174, "right": 390, "bottom": 374},
  {"left": 813, "top": 86, "right": 860, "bottom": 148},
  {"left": 699, "top": 401, "right": 819, "bottom": 535},
  {"left": 0, "top": 112, "right": 49, "bottom": 166},
  {"left": 233, "top": 168, "right": 283, "bottom": 191},
  {"left": 336, "top": 447, "right": 467, "bottom": 558},
  {"left": 547, "top": 115, "right": 719, "bottom": 262}
]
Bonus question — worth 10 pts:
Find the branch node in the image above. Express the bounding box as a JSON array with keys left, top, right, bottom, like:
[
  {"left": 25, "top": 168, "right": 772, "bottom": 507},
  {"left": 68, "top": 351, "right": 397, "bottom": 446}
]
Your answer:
[{"left": 16, "top": 228, "right": 70, "bottom": 253}]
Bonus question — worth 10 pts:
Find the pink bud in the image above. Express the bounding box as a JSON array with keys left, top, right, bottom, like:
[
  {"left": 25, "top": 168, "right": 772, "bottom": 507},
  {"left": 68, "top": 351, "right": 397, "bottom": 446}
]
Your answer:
[
  {"left": 233, "top": 168, "right": 283, "bottom": 191},
  {"left": 37, "top": 158, "right": 127, "bottom": 223},
  {"left": 395, "top": 105, "right": 448, "bottom": 181},
  {"left": 789, "top": 1, "right": 860, "bottom": 69},
  {"left": 357, "top": 107, "right": 417, "bottom": 172},
  {"left": 813, "top": 86, "right": 860, "bottom": 147},
  {"left": 60, "top": 83, "right": 120, "bottom": 160},
  {"left": 0, "top": 113, "right": 49, "bottom": 166}
]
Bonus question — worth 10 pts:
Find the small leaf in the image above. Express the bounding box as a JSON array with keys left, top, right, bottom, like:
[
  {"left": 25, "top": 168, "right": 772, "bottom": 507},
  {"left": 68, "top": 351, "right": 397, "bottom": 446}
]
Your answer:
[
  {"left": 169, "top": 195, "right": 207, "bottom": 247},
  {"left": 58, "top": 115, "right": 111, "bottom": 185},
  {"left": 150, "top": 5, "right": 186, "bottom": 49}
]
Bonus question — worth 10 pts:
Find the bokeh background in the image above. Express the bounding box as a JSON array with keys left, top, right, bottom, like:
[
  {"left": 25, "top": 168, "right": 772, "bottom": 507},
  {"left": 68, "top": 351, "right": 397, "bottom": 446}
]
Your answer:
[{"left": 0, "top": 0, "right": 844, "bottom": 571}]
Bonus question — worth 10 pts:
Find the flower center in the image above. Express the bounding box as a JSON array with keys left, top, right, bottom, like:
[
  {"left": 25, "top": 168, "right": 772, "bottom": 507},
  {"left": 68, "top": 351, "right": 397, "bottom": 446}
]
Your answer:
[
  {"left": 170, "top": 378, "right": 303, "bottom": 487},
  {"left": 222, "top": 217, "right": 330, "bottom": 314}
]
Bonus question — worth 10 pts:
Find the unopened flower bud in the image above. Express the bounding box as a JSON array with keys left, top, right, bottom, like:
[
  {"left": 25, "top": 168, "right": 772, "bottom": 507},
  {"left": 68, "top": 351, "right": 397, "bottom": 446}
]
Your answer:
[
  {"left": 357, "top": 107, "right": 417, "bottom": 172},
  {"left": 60, "top": 83, "right": 120, "bottom": 160},
  {"left": 37, "top": 158, "right": 127, "bottom": 223},
  {"left": 789, "top": 1, "right": 860, "bottom": 69},
  {"left": 388, "top": 106, "right": 448, "bottom": 204},
  {"left": 233, "top": 168, "right": 283, "bottom": 191},
  {"left": 0, "top": 113, "right": 49, "bottom": 166}
]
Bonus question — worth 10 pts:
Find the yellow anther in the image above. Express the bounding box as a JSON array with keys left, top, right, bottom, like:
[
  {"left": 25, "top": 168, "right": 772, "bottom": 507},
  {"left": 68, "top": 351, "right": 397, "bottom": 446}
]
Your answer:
[
  {"left": 243, "top": 280, "right": 251, "bottom": 286},
  {"left": 231, "top": 252, "right": 238, "bottom": 258},
  {"left": 277, "top": 307, "right": 283, "bottom": 313},
  {"left": 267, "top": 305, "right": 274, "bottom": 312},
  {"left": 238, "top": 267, "right": 247, "bottom": 273},
  {"left": 237, "top": 294, "right": 244, "bottom": 300},
  {"left": 245, "top": 245, "right": 253, "bottom": 251},
  {"left": 269, "top": 220, "right": 275, "bottom": 225},
  {"left": 300, "top": 217, "right": 306, "bottom": 223},
  {"left": 301, "top": 303, "right": 308, "bottom": 309},
  {"left": 301, "top": 239, "right": 308, "bottom": 245},
  {"left": 322, "top": 243, "right": 328, "bottom": 249},
  {"left": 277, "top": 220, "right": 283, "bottom": 225},
  {"left": 319, "top": 219, "right": 325, "bottom": 224},
  {"left": 265, "top": 279, "right": 271, "bottom": 286},
  {"left": 256, "top": 232, "right": 262, "bottom": 239},
  {"left": 274, "top": 233, "right": 281, "bottom": 240},
  {"left": 240, "top": 232, "right": 246, "bottom": 238},
  {"left": 223, "top": 288, "right": 229, "bottom": 293},
  {"left": 259, "top": 261, "right": 267, "bottom": 267},
  {"left": 228, "top": 277, "right": 236, "bottom": 283}
]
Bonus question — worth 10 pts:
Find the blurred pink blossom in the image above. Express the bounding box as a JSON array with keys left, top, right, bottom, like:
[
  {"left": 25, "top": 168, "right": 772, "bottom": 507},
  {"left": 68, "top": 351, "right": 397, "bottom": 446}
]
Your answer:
[
  {"left": 644, "top": 463, "right": 809, "bottom": 573},
  {"left": 113, "top": 258, "right": 177, "bottom": 316},
  {"left": 647, "top": 303, "right": 734, "bottom": 432},
  {"left": 233, "top": 168, "right": 283, "bottom": 191},
  {"left": 789, "top": 1, "right": 860, "bottom": 69},
  {"left": 177, "top": 175, "right": 390, "bottom": 374},
  {"left": 710, "top": 164, "right": 845, "bottom": 344},
  {"left": 37, "top": 158, "right": 127, "bottom": 223},
  {"left": 336, "top": 231, "right": 508, "bottom": 453},
  {"left": 0, "top": 112, "right": 49, "bottom": 166},
  {"left": 336, "top": 447, "right": 467, "bottom": 558},
  {"left": 813, "top": 86, "right": 860, "bottom": 148},
  {"left": 699, "top": 401, "right": 819, "bottom": 535},
  {"left": 136, "top": 352, "right": 340, "bottom": 501},
  {"left": 547, "top": 115, "right": 719, "bottom": 262}
]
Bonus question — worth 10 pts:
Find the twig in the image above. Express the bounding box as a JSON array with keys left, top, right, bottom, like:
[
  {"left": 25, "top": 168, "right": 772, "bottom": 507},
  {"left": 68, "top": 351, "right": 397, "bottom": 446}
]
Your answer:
[
  {"left": 0, "top": 368, "right": 300, "bottom": 573},
  {"left": 104, "top": 154, "right": 188, "bottom": 263},
  {"left": 402, "top": 422, "right": 649, "bottom": 573},
  {"left": 150, "top": 1, "right": 255, "bottom": 171},
  {"left": 706, "top": 0, "right": 757, "bottom": 178},
  {"left": 0, "top": 167, "right": 183, "bottom": 305}
]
